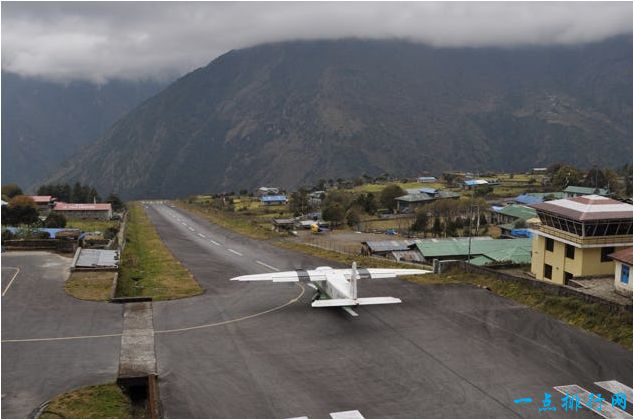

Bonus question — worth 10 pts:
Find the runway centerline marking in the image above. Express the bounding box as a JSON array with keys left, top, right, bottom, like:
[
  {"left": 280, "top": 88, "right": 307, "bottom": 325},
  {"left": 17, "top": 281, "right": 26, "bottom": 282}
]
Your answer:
[
  {"left": 2, "top": 285, "right": 305, "bottom": 343},
  {"left": 256, "top": 260, "right": 280, "bottom": 271},
  {"left": 2, "top": 267, "right": 21, "bottom": 297},
  {"left": 227, "top": 248, "right": 243, "bottom": 256},
  {"left": 210, "top": 240, "right": 220, "bottom": 246},
  {"left": 197, "top": 233, "right": 206, "bottom": 238},
  {"left": 188, "top": 227, "right": 195, "bottom": 232}
]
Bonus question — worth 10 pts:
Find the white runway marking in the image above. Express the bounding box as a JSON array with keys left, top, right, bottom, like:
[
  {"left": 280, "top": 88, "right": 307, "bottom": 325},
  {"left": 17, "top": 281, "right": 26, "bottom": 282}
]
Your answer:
[
  {"left": 330, "top": 411, "right": 365, "bottom": 419},
  {"left": 210, "top": 240, "right": 220, "bottom": 246},
  {"left": 2, "top": 267, "right": 21, "bottom": 297},
  {"left": 554, "top": 384, "right": 632, "bottom": 418},
  {"left": 188, "top": 227, "right": 195, "bottom": 232},
  {"left": 256, "top": 260, "right": 280, "bottom": 271},
  {"left": 227, "top": 248, "right": 243, "bottom": 256},
  {"left": 181, "top": 222, "right": 187, "bottom": 226},
  {"left": 197, "top": 233, "right": 206, "bottom": 238},
  {"left": 595, "top": 381, "right": 633, "bottom": 406}
]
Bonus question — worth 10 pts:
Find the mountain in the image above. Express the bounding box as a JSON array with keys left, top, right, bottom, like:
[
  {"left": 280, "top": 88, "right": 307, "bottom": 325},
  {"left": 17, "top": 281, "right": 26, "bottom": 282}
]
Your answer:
[
  {"left": 1, "top": 72, "right": 166, "bottom": 189},
  {"left": 47, "top": 38, "right": 633, "bottom": 199}
]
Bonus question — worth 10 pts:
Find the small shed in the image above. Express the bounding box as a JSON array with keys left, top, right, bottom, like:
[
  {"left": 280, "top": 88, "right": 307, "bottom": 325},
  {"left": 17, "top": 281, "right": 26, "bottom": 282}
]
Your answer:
[
  {"left": 260, "top": 195, "right": 288, "bottom": 206},
  {"left": 609, "top": 248, "right": 633, "bottom": 298}
]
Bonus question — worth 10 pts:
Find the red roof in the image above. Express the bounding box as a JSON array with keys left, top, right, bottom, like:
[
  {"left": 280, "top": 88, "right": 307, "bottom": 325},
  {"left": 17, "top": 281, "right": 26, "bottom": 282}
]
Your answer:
[
  {"left": 26, "top": 195, "right": 53, "bottom": 203},
  {"left": 531, "top": 195, "right": 633, "bottom": 222},
  {"left": 54, "top": 202, "right": 112, "bottom": 211},
  {"left": 609, "top": 247, "right": 633, "bottom": 265}
]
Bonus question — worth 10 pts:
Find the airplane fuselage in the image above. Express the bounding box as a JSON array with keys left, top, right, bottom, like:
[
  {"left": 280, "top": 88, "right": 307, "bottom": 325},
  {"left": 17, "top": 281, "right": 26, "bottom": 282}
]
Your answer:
[{"left": 314, "top": 272, "right": 351, "bottom": 300}]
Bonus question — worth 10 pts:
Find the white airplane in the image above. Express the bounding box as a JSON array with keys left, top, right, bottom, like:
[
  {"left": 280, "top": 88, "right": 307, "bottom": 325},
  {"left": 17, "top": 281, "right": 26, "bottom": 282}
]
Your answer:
[{"left": 230, "top": 262, "right": 430, "bottom": 316}]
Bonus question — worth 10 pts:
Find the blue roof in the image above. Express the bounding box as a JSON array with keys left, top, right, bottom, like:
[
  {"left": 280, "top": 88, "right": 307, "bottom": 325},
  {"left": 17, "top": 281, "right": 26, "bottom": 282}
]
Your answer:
[
  {"left": 261, "top": 195, "right": 288, "bottom": 202},
  {"left": 515, "top": 194, "right": 543, "bottom": 205}
]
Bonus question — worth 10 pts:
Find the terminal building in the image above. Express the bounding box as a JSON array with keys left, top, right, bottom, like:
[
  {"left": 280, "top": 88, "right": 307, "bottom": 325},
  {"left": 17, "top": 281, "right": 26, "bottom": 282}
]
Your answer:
[{"left": 529, "top": 195, "right": 633, "bottom": 284}]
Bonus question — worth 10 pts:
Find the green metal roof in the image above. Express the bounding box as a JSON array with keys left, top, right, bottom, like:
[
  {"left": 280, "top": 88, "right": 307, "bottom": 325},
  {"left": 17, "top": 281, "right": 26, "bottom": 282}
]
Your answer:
[
  {"left": 469, "top": 246, "right": 532, "bottom": 266},
  {"left": 497, "top": 204, "right": 537, "bottom": 220},
  {"left": 395, "top": 193, "right": 434, "bottom": 202},
  {"left": 563, "top": 186, "right": 609, "bottom": 196},
  {"left": 416, "top": 237, "right": 532, "bottom": 258}
]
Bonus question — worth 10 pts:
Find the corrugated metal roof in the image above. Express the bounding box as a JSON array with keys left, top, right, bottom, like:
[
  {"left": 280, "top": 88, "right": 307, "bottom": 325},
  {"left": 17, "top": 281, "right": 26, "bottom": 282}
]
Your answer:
[
  {"left": 564, "top": 186, "right": 609, "bottom": 196},
  {"left": 416, "top": 238, "right": 532, "bottom": 258},
  {"left": 76, "top": 249, "right": 119, "bottom": 268},
  {"left": 464, "top": 179, "right": 489, "bottom": 186},
  {"left": 260, "top": 195, "right": 288, "bottom": 202},
  {"left": 364, "top": 240, "right": 413, "bottom": 252},
  {"left": 496, "top": 205, "right": 537, "bottom": 220},
  {"left": 395, "top": 193, "right": 434, "bottom": 202},
  {"left": 469, "top": 246, "right": 532, "bottom": 266},
  {"left": 26, "top": 195, "right": 53, "bottom": 203},
  {"left": 54, "top": 202, "right": 112, "bottom": 211}
]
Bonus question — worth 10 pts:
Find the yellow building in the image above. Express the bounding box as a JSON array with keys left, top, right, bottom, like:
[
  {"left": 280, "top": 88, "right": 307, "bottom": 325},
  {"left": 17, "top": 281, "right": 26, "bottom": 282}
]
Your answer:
[{"left": 529, "top": 195, "right": 633, "bottom": 284}]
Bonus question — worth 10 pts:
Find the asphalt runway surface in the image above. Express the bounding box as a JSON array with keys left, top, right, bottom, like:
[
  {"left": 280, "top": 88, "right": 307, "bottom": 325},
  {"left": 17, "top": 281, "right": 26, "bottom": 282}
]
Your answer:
[
  {"left": 146, "top": 202, "right": 633, "bottom": 419},
  {"left": 1, "top": 252, "right": 123, "bottom": 418}
]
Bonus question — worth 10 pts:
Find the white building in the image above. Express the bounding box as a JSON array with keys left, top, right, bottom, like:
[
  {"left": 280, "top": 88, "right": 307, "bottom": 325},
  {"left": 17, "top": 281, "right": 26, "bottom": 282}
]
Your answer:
[{"left": 609, "top": 247, "right": 633, "bottom": 298}]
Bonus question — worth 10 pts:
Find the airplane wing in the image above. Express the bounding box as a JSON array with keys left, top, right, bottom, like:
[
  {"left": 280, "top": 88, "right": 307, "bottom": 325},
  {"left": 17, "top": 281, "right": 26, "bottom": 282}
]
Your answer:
[
  {"left": 344, "top": 268, "right": 430, "bottom": 280},
  {"left": 230, "top": 267, "right": 430, "bottom": 282},
  {"left": 230, "top": 269, "right": 327, "bottom": 283},
  {"left": 312, "top": 297, "right": 401, "bottom": 307}
]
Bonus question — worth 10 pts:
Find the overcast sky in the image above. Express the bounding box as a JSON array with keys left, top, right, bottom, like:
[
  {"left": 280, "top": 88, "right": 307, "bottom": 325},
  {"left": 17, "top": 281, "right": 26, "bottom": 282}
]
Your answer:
[{"left": 3, "top": 2, "right": 633, "bottom": 84}]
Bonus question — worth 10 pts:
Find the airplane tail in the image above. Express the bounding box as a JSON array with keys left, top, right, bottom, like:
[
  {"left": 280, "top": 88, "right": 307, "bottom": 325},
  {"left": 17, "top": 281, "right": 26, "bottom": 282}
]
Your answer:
[{"left": 350, "top": 262, "right": 358, "bottom": 300}]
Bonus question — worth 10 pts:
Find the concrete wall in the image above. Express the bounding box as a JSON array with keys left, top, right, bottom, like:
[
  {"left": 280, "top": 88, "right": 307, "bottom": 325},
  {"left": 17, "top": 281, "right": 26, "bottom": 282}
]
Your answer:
[{"left": 445, "top": 260, "right": 632, "bottom": 313}]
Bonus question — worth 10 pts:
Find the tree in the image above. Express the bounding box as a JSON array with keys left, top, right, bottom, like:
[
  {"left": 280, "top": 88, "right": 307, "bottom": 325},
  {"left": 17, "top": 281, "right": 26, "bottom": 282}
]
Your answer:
[
  {"left": 345, "top": 206, "right": 362, "bottom": 228},
  {"left": 44, "top": 212, "right": 67, "bottom": 228},
  {"left": 380, "top": 184, "right": 405, "bottom": 212},
  {"left": 431, "top": 217, "right": 443, "bottom": 237},
  {"left": 2, "top": 184, "right": 23, "bottom": 199},
  {"left": 410, "top": 210, "right": 429, "bottom": 236},
  {"left": 4, "top": 196, "right": 39, "bottom": 225},
  {"left": 551, "top": 165, "right": 583, "bottom": 189},
  {"left": 105, "top": 193, "right": 125, "bottom": 212},
  {"left": 289, "top": 188, "right": 309, "bottom": 216},
  {"left": 322, "top": 203, "right": 345, "bottom": 226}
]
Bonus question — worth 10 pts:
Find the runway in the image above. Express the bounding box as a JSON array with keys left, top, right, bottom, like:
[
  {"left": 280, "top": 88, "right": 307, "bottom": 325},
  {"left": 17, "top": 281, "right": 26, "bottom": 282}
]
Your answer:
[{"left": 146, "top": 202, "right": 633, "bottom": 418}]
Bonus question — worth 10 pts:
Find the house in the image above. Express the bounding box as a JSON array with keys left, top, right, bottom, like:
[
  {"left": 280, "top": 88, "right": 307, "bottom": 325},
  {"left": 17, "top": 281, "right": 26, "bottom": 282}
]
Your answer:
[
  {"left": 257, "top": 187, "right": 280, "bottom": 196},
  {"left": 361, "top": 240, "right": 415, "bottom": 257},
  {"left": 529, "top": 195, "right": 633, "bottom": 285},
  {"left": 513, "top": 192, "right": 564, "bottom": 205},
  {"left": 563, "top": 186, "right": 610, "bottom": 199},
  {"left": 415, "top": 237, "right": 531, "bottom": 263},
  {"left": 463, "top": 179, "right": 489, "bottom": 190},
  {"left": 395, "top": 190, "right": 460, "bottom": 212},
  {"left": 260, "top": 195, "right": 288, "bottom": 206},
  {"left": 609, "top": 247, "right": 633, "bottom": 298},
  {"left": 417, "top": 176, "right": 438, "bottom": 183},
  {"left": 532, "top": 168, "right": 548, "bottom": 174},
  {"left": 489, "top": 204, "right": 537, "bottom": 225},
  {"left": 25, "top": 195, "right": 56, "bottom": 212},
  {"left": 53, "top": 202, "right": 113, "bottom": 220},
  {"left": 469, "top": 246, "right": 533, "bottom": 266}
]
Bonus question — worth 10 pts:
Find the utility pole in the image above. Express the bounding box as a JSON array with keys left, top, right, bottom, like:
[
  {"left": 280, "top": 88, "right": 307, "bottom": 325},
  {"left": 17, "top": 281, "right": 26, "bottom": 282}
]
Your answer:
[{"left": 467, "top": 188, "right": 475, "bottom": 263}]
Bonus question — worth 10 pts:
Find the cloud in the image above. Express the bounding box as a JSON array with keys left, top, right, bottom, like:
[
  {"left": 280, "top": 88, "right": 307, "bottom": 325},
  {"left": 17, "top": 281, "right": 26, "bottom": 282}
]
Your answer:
[{"left": 2, "top": 2, "right": 633, "bottom": 83}]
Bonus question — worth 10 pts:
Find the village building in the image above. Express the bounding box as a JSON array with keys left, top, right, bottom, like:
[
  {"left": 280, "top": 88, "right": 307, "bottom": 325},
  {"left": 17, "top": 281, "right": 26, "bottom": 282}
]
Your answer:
[
  {"left": 513, "top": 192, "right": 564, "bottom": 205},
  {"left": 53, "top": 202, "right": 113, "bottom": 220},
  {"left": 257, "top": 187, "right": 280, "bottom": 196},
  {"left": 395, "top": 190, "right": 460, "bottom": 212},
  {"left": 417, "top": 176, "right": 438, "bottom": 183},
  {"left": 609, "top": 247, "right": 633, "bottom": 298},
  {"left": 260, "top": 195, "right": 288, "bottom": 206},
  {"left": 529, "top": 195, "right": 633, "bottom": 285},
  {"left": 415, "top": 237, "right": 531, "bottom": 264},
  {"left": 489, "top": 204, "right": 537, "bottom": 238},
  {"left": 563, "top": 186, "right": 610, "bottom": 199},
  {"left": 25, "top": 195, "right": 56, "bottom": 212}
]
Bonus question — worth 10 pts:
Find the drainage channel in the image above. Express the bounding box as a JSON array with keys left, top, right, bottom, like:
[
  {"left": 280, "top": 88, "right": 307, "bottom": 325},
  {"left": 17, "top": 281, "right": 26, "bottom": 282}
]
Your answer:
[{"left": 115, "top": 298, "right": 161, "bottom": 418}]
